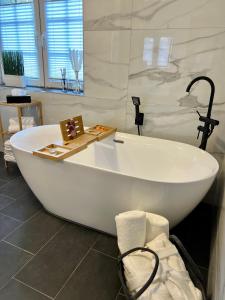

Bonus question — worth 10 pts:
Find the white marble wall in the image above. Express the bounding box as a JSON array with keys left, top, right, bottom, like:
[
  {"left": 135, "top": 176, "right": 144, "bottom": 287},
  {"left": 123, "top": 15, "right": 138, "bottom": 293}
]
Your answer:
[{"left": 0, "top": 0, "right": 225, "bottom": 153}]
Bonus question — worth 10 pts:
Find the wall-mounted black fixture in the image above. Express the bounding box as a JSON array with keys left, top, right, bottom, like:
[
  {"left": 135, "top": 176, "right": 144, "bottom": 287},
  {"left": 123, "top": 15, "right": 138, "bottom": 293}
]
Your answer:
[
  {"left": 186, "top": 76, "right": 219, "bottom": 150},
  {"left": 132, "top": 97, "right": 144, "bottom": 136}
]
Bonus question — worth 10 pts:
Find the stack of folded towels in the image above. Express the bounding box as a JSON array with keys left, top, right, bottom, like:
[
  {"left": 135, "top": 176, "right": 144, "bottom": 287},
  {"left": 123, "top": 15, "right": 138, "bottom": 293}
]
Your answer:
[
  {"left": 8, "top": 117, "right": 35, "bottom": 134},
  {"left": 115, "top": 211, "right": 202, "bottom": 300},
  {"left": 4, "top": 139, "right": 16, "bottom": 163},
  {"left": 4, "top": 117, "right": 36, "bottom": 163}
]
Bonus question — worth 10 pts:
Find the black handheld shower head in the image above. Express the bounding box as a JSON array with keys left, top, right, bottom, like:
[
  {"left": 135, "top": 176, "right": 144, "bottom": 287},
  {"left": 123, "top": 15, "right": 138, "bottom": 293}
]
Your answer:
[
  {"left": 132, "top": 96, "right": 144, "bottom": 135},
  {"left": 132, "top": 96, "right": 141, "bottom": 106}
]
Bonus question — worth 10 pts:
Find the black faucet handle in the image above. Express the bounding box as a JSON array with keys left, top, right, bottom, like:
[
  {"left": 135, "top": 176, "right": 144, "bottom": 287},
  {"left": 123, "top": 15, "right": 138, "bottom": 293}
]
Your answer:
[
  {"left": 197, "top": 125, "right": 208, "bottom": 140},
  {"left": 196, "top": 110, "right": 201, "bottom": 117},
  {"left": 196, "top": 110, "right": 208, "bottom": 122},
  {"left": 196, "top": 110, "right": 207, "bottom": 122},
  {"left": 196, "top": 110, "right": 220, "bottom": 127},
  {"left": 209, "top": 118, "right": 219, "bottom": 126}
]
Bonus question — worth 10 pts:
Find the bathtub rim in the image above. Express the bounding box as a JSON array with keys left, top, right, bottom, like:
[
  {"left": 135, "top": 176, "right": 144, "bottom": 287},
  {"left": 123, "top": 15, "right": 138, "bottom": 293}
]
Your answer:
[{"left": 10, "top": 125, "right": 219, "bottom": 185}]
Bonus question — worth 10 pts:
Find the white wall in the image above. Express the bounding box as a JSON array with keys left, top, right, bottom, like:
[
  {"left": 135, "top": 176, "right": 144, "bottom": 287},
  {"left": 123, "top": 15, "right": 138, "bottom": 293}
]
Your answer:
[
  {"left": 1, "top": 0, "right": 225, "bottom": 153},
  {"left": 208, "top": 155, "right": 225, "bottom": 300}
]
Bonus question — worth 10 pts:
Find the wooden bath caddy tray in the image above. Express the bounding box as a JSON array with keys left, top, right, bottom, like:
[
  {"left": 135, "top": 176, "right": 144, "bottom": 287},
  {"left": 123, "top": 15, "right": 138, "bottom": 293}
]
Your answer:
[{"left": 33, "top": 116, "right": 116, "bottom": 161}]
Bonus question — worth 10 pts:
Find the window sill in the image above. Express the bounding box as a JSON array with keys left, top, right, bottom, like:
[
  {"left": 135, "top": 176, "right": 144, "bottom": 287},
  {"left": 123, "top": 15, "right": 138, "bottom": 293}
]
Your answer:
[{"left": 0, "top": 84, "right": 84, "bottom": 97}]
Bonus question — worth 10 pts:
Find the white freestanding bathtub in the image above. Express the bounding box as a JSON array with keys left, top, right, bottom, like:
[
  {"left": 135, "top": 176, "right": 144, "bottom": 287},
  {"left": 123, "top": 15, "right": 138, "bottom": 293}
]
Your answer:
[{"left": 10, "top": 125, "right": 219, "bottom": 234}]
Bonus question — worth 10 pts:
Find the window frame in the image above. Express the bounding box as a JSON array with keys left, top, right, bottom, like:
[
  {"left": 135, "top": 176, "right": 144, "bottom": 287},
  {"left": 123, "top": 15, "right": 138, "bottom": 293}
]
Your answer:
[{"left": 0, "top": 0, "right": 84, "bottom": 91}]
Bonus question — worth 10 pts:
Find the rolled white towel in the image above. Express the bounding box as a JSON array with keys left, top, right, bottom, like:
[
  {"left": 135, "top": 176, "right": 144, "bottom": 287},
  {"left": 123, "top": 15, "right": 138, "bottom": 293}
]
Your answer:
[
  {"left": 115, "top": 210, "right": 146, "bottom": 254},
  {"left": 146, "top": 213, "right": 169, "bottom": 243},
  {"left": 4, "top": 140, "right": 13, "bottom": 151}
]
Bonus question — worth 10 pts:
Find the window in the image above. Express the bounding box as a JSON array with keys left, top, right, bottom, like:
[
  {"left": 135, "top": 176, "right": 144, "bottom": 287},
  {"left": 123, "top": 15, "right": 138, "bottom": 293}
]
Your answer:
[{"left": 0, "top": 0, "right": 84, "bottom": 91}]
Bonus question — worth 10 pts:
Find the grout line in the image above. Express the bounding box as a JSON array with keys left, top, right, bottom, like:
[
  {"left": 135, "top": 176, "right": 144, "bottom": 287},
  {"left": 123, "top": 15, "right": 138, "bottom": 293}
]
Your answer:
[
  {"left": 13, "top": 224, "right": 66, "bottom": 279},
  {"left": 0, "top": 198, "right": 16, "bottom": 212},
  {"left": 1, "top": 210, "right": 41, "bottom": 242},
  {"left": 0, "top": 176, "right": 22, "bottom": 191},
  {"left": 0, "top": 180, "right": 11, "bottom": 190},
  {"left": 13, "top": 278, "right": 54, "bottom": 300},
  {"left": 54, "top": 236, "right": 99, "bottom": 299},
  {"left": 0, "top": 223, "right": 66, "bottom": 296},
  {"left": 0, "top": 211, "right": 23, "bottom": 223},
  {"left": 2, "top": 240, "right": 34, "bottom": 256},
  {"left": 0, "top": 193, "right": 17, "bottom": 201},
  {"left": 92, "top": 248, "right": 117, "bottom": 260}
]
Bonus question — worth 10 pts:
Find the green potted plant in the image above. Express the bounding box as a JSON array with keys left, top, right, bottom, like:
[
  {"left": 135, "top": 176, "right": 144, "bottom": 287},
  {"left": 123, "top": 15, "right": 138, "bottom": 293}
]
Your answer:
[{"left": 2, "top": 50, "right": 26, "bottom": 87}]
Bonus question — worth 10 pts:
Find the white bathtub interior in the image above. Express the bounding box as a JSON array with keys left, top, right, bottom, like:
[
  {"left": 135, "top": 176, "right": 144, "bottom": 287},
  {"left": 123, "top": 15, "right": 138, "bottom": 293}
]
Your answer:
[{"left": 12, "top": 125, "right": 218, "bottom": 184}]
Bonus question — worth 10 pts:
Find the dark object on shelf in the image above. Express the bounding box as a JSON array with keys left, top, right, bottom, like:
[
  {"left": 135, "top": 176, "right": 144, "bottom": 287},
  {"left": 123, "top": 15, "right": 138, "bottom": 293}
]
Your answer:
[
  {"left": 132, "top": 96, "right": 144, "bottom": 136},
  {"left": 118, "top": 235, "right": 207, "bottom": 300},
  {"left": 6, "top": 95, "right": 31, "bottom": 104},
  {"left": 186, "top": 76, "right": 219, "bottom": 150}
]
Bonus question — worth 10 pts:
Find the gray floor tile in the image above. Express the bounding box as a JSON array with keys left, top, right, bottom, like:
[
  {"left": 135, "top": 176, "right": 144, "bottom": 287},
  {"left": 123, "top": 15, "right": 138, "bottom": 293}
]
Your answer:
[
  {"left": 93, "top": 234, "right": 119, "bottom": 258},
  {"left": 0, "top": 279, "right": 50, "bottom": 300},
  {"left": 56, "top": 250, "right": 121, "bottom": 300},
  {"left": 16, "top": 223, "right": 99, "bottom": 297},
  {"left": 0, "top": 192, "right": 42, "bottom": 221},
  {"left": 0, "top": 214, "right": 21, "bottom": 240},
  {"left": 6, "top": 211, "right": 65, "bottom": 253},
  {"left": 0, "top": 241, "right": 32, "bottom": 289},
  {"left": 117, "top": 295, "right": 126, "bottom": 300},
  {"left": 0, "top": 177, "right": 31, "bottom": 200},
  {"left": 0, "top": 194, "right": 15, "bottom": 210},
  {"left": 0, "top": 179, "right": 7, "bottom": 188},
  {"left": 0, "top": 164, "right": 21, "bottom": 181}
]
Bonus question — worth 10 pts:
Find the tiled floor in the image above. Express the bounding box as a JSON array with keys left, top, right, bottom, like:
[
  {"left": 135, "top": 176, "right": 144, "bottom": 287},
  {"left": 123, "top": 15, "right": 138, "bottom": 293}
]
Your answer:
[
  {"left": 0, "top": 158, "right": 124, "bottom": 300},
  {"left": 0, "top": 154, "right": 210, "bottom": 299}
]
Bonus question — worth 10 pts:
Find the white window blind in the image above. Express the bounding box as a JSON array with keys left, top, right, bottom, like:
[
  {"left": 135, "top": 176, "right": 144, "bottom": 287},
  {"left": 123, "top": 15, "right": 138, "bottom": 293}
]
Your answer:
[
  {"left": 45, "top": 0, "right": 83, "bottom": 82},
  {"left": 0, "top": 0, "right": 39, "bottom": 80}
]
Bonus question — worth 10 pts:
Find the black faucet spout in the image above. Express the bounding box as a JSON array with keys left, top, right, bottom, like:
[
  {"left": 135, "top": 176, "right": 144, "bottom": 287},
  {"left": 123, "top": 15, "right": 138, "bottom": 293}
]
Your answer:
[
  {"left": 186, "top": 76, "right": 219, "bottom": 150},
  {"left": 186, "top": 76, "right": 215, "bottom": 118}
]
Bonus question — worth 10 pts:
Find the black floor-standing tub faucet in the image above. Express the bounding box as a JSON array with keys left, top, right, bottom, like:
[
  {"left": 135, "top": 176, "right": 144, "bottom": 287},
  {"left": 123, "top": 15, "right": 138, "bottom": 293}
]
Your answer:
[{"left": 186, "top": 76, "right": 219, "bottom": 150}]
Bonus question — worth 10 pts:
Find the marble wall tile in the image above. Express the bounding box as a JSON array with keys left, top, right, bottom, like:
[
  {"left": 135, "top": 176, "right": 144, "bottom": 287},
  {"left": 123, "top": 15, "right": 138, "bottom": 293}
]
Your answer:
[
  {"left": 83, "top": 0, "right": 132, "bottom": 30},
  {"left": 0, "top": 88, "right": 127, "bottom": 131},
  {"left": 128, "top": 28, "right": 225, "bottom": 106},
  {"left": 126, "top": 102, "right": 225, "bottom": 153},
  {"left": 84, "top": 30, "right": 131, "bottom": 100},
  {"left": 132, "top": 0, "right": 225, "bottom": 29}
]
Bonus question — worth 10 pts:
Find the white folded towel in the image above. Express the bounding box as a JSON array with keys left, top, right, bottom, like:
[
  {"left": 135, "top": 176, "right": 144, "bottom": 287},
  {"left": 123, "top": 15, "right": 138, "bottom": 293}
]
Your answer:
[
  {"left": 115, "top": 210, "right": 147, "bottom": 254},
  {"left": 4, "top": 140, "right": 16, "bottom": 162},
  {"left": 9, "top": 117, "right": 35, "bottom": 126},
  {"left": 8, "top": 117, "right": 35, "bottom": 133},
  {"left": 4, "top": 154, "right": 16, "bottom": 162},
  {"left": 146, "top": 213, "right": 169, "bottom": 243}
]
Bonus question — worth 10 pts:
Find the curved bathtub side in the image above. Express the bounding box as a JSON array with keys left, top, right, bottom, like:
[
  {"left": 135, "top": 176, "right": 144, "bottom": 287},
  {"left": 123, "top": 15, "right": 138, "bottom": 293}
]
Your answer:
[{"left": 13, "top": 148, "right": 215, "bottom": 235}]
